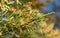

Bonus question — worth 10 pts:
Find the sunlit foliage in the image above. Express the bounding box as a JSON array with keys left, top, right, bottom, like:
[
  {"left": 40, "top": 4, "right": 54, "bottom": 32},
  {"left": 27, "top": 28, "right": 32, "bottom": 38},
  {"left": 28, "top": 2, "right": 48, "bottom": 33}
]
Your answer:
[{"left": 0, "top": 0, "right": 60, "bottom": 38}]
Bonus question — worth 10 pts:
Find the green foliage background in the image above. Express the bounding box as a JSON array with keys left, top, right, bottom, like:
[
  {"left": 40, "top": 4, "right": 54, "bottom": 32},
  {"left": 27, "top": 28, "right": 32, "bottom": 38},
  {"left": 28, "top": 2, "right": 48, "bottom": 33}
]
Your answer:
[{"left": 0, "top": 0, "right": 58, "bottom": 38}]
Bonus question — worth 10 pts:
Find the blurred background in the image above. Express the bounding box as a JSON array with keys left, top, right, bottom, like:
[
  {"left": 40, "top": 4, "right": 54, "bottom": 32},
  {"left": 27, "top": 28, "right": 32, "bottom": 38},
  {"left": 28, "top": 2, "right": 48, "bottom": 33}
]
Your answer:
[{"left": 0, "top": 0, "right": 60, "bottom": 38}]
